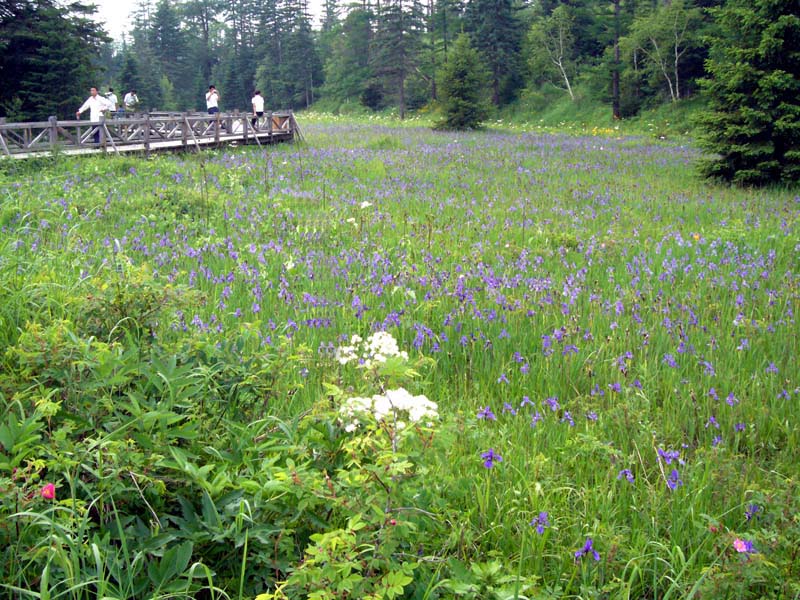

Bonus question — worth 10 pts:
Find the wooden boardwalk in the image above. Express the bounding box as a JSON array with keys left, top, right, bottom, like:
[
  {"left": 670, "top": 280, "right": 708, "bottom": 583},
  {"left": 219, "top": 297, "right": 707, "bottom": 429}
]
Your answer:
[{"left": 0, "top": 111, "right": 297, "bottom": 159}]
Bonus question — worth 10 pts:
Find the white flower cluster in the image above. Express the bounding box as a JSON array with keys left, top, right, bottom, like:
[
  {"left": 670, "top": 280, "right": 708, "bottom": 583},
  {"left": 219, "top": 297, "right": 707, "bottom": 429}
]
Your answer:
[
  {"left": 339, "top": 387, "right": 439, "bottom": 433},
  {"left": 334, "top": 331, "right": 409, "bottom": 369}
]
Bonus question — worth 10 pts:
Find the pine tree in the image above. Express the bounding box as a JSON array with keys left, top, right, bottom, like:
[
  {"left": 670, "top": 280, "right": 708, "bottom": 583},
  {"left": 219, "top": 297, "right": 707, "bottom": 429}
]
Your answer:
[
  {"left": 184, "top": 0, "right": 224, "bottom": 90},
  {"left": 252, "top": 0, "right": 283, "bottom": 106},
  {"left": 464, "top": 0, "right": 524, "bottom": 106},
  {"left": 151, "top": 0, "right": 193, "bottom": 107},
  {"left": 436, "top": 33, "right": 490, "bottom": 129},
  {"left": 0, "top": 0, "right": 109, "bottom": 120},
  {"left": 320, "top": 8, "right": 374, "bottom": 107},
  {"left": 432, "top": 0, "right": 465, "bottom": 59},
  {"left": 130, "top": 38, "right": 165, "bottom": 110},
  {"left": 372, "top": 0, "right": 425, "bottom": 118},
  {"left": 697, "top": 0, "right": 800, "bottom": 185},
  {"left": 271, "top": 13, "right": 322, "bottom": 108},
  {"left": 322, "top": 0, "right": 341, "bottom": 32},
  {"left": 118, "top": 49, "right": 143, "bottom": 95},
  {"left": 218, "top": 0, "right": 261, "bottom": 109},
  {"left": 128, "top": 1, "right": 167, "bottom": 110}
]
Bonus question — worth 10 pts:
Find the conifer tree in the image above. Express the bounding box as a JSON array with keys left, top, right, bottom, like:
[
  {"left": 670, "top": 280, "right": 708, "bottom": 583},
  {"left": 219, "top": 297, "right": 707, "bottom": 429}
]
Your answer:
[
  {"left": 697, "top": 0, "right": 800, "bottom": 185},
  {"left": 436, "top": 33, "right": 490, "bottom": 129},
  {"left": 371, "top": 0, "right": 425, "bottom": 118},
  {"left": 184, "top": 0, "right": 224, "bottom": 90},
  {"left": 272, "top": 14, "right": 322, "bottom": 108},
  {"left": 464, "top": 0, "right": 524, "bottom": 105},
  {"left": 118, "top": 49, "right": 143, "bottom": 97},
  {"left": 320, "top": 8, "right": 374, "bottom": 107},
  {"left": 0, "top": 0, "right": 109, "bottom": 120},
  {"left": 322, "top": 0, "right": 341, "bottom": 32},
  {"left": 151, "top": 0, "right": 193, "bottom": 107}
]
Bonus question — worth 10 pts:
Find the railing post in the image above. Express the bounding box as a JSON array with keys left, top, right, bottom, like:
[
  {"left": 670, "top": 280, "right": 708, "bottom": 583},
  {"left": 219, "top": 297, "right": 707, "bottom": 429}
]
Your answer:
[
  {"left": 99, "top": 115, "right": 106, "bottom": 149},
  {"left": 48, "top": 116, "right": 58, "bottom": 150},
  {"left": 144, "top": 113, "right": 151, "bottom": 156},
  {"left": 181, "top": 112, "right": 188, "bottom": 149},
  {"left": 0, "top": 117, "right": 9, "bottom": 156}
]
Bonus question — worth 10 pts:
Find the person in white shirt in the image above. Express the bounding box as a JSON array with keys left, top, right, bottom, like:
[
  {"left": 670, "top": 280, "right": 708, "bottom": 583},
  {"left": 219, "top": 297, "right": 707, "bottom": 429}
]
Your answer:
[
  {"left": 76, "top": 87, "right": 114, "bottom": 143},
  {"left": 123, "top": 89, "right": 139, "bottom": 115},
  {"left": 105, "top": 88, "right": 119, "bottom": 118},
  {"left": 251, "top": 90, "right": 264, "bottom": 129},
  {"left": 206, "top": 85, "right": 220, "bottom": 115}
]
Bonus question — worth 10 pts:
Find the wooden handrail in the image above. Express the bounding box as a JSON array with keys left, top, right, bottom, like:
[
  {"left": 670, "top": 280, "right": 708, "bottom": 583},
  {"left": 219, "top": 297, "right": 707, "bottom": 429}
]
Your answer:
[{"left": 0, "top": 111, "right": 296, "bottom": 158}]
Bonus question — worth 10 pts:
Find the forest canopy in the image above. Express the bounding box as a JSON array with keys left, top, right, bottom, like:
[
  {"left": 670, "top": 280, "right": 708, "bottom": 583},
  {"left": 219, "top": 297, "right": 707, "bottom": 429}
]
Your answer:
[{"left": 1, "top": 0, "right": 798, "bottom": 184}]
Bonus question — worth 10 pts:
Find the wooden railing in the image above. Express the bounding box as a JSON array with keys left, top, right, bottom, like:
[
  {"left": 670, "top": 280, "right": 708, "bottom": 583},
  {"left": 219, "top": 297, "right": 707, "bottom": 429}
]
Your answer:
[{"left": 0, "top": 110, "right": 297, "bottom": 158}]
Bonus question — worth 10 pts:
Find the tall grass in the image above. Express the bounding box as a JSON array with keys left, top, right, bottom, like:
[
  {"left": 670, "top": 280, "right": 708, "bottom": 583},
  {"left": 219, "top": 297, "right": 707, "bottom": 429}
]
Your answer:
[{"left": 1, "top": 121, "right": 797, "bottom": 598}]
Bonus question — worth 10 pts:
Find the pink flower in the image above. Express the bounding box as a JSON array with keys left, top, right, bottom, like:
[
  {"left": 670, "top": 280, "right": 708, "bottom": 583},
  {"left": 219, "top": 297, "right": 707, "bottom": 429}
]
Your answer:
[{"left": 40, "top": 483, "right": 56, "bottom": 500}]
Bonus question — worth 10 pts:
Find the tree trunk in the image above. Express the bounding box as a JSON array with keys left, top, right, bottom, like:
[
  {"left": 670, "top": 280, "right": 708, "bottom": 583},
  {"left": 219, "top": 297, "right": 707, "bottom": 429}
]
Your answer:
[
  {"left": 648, "top": 38, "right": 676, "bottom": 102},
  {"left": 399, "top": 74, "right": 406, "bottom": 119},
  {"left": 554, "top": 58, "right": 574, "bottom": 100}
]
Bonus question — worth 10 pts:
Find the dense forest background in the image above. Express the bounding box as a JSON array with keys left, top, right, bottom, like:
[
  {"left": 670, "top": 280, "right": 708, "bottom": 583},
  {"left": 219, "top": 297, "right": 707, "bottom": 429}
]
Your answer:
[
  {"left": 1, "top": 0, "right": 728, "bottom": 121},
  {"left": 1, "top": 0, "right": 798, "bottom": 184}
]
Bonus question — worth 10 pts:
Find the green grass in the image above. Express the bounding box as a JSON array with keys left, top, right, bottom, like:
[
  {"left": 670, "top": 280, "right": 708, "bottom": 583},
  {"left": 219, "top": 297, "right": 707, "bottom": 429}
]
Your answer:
[{"left": 1, "top": 120, "right": 798, "bottom": 599}]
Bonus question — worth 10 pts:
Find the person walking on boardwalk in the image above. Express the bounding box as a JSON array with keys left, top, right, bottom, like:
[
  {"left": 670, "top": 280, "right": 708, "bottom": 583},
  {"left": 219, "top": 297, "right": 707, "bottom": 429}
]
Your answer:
[
  {"left": 206, "top": 85, "right": 220, "bottom": 115},
  {"left": 76, "top": 86, "right": 113, "bottom": 144},
  {"left": 251, "top": 90, "right": 264, "bottom": 129},
  {"left": 105, "top": 88, "right": 120, "bottom": 118},
  {"left": 122, "top": 89, "right": 139, "bottom": 117}
]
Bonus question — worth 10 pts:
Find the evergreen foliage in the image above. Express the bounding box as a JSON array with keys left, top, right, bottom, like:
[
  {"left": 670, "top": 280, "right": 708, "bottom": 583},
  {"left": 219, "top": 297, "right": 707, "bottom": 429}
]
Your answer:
[
  {"left": 118, "top": 50, "right": 143, "bottom": 102},
  {"left": 320, "top": 9, "right": 374, "bottom": 106},
  {"left": 464, "top": 0, "right": 525, "bottom": 106},
  {"left": 272, "top": 17, "right": 322, "bottom": 108},
  {"left": 0, "top": 0, "right": 109, "bottom": 120},
  {"left": 371, "top": 0, "right": 425, "bottom": 119},
  {"left": 697, "top": 0, "right": 800, "bottom": 185},
  {"left": 150, "top": 0, "right": 192, "bottom": 107},
  {"left": 436, "top": 33, "right": 491, "bottom": 130},
  {"left": 3, "top": 0, "right": 798, "bottom": 156}
]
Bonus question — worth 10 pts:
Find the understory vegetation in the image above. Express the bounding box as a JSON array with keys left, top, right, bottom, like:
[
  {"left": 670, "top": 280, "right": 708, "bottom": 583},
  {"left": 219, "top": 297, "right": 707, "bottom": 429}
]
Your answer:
[{"left": 1, "top": 121, "right": 798, "bottom": 599}]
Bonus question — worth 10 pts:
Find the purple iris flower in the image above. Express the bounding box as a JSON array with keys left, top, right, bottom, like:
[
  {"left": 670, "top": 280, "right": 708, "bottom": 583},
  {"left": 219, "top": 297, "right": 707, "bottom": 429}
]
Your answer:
[
  {"left": 666, "top": 469, "right": 683, "bottom": 490},
  {"left": 544, "top": 396, "right": 560, "bottom": 411},
  {"left": 745, "top": 504, "right": 760, "bottom": 521},
  {"left": 481, "top": 448, "right": 503, "bottom": 469},
  {"left": 477, "top": 406, "right": 496, "bottom": 421},
  {"left": 658, "top": 448, "right": 683, "bottom": 465},
  {"left": 530, "top": 511, "right": 550, "bottom": 534},
  {"left": 575, "top": 537, "right": 600, "bottom": 561},
  {"left": 617, "top": 469, "right": 635, "bottom": 483}
]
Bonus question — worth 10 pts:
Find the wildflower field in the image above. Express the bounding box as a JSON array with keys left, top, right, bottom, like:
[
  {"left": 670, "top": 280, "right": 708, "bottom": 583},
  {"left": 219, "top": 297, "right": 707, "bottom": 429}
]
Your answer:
[{"left": 1, "top": 120, "right": 798, "bottom": 599}]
